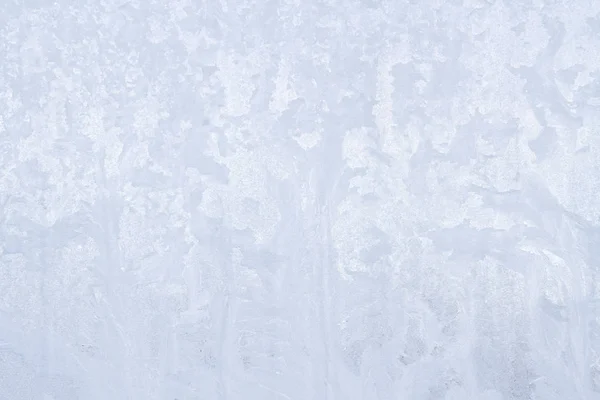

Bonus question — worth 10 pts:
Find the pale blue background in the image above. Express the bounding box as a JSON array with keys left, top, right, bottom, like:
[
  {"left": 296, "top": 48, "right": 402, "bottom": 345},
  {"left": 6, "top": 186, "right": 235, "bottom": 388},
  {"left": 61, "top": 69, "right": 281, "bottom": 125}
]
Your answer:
[{"left": 1, "top": 0, "right": 600, "bottom": 399}]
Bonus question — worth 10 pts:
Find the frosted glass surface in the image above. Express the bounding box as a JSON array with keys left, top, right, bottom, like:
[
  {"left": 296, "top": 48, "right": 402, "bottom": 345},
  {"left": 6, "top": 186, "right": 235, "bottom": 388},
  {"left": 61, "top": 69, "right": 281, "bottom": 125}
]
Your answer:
[{"left": 1, "top": 1, "right": 600, "bottom": 399}]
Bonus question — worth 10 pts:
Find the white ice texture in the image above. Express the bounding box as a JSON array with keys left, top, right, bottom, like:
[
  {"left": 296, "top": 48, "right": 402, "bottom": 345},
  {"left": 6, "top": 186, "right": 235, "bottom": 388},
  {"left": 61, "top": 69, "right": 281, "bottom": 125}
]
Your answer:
[{"left": 1, "top": 0, "right": 600, "bottom": 399}]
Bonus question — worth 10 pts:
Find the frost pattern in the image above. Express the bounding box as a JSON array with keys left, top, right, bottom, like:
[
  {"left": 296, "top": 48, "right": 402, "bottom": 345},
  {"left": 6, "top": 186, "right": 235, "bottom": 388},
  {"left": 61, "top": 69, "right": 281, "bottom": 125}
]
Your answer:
[{"left": 1, "top": 1, "right": 600, "bottom": 399}]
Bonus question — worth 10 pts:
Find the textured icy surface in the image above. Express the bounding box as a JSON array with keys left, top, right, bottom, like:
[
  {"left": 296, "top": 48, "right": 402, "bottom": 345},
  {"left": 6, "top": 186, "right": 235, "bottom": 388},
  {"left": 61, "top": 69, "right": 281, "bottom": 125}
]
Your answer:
[{"left": 1, "top": 0, "right": 600, "bottom": 399}]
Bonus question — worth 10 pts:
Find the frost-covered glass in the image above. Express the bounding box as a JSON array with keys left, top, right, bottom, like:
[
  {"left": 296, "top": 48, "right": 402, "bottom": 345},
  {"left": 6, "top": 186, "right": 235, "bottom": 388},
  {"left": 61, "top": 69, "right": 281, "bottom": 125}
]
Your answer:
[{"left": 1, "top": 1, "right": 599, "bottom": 399}]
